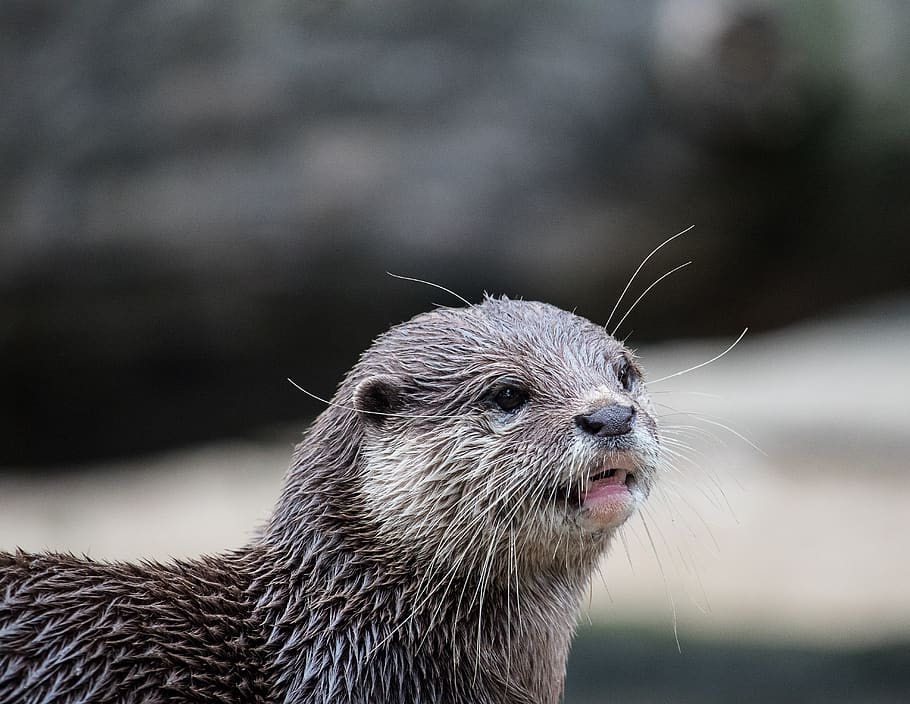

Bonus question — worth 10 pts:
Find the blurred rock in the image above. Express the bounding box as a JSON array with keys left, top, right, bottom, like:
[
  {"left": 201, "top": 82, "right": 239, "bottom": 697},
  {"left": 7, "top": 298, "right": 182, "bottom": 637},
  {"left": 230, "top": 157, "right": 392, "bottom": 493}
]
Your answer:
[{"left": 2, "top": 0, "right": 909, "bottom": 465}]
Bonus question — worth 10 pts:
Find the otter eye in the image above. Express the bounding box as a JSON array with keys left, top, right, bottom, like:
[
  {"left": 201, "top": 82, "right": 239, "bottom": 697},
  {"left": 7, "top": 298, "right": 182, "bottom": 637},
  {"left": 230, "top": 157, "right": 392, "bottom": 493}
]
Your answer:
[
  {"left": 492, "top": 384, "right": 528, "bottom": 413},
  {"left": 617, "top": 361, "right": 636, "bottom": 391}
]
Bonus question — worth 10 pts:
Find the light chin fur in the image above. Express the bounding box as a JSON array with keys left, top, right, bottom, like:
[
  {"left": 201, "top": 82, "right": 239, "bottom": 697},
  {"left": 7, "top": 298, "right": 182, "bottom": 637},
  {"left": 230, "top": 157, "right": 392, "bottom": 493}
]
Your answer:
[{"left": 359, "top": 385, "right": 659, "bottom": 583}]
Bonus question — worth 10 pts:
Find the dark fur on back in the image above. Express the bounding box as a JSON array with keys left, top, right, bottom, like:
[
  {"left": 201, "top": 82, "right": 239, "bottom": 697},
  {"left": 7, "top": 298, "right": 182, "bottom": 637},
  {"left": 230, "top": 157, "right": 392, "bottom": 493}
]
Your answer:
[
  {"left": 0, "top": 551, "right": 270, "bottom": 702},
  {"left": 1, "top": 298, "right": 660, "bottom": 703}
]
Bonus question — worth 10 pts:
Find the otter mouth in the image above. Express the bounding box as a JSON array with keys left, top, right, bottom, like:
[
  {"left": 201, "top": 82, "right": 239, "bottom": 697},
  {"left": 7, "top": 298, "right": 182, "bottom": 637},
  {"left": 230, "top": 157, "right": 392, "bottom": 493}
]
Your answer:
[
  {"left": 554, "top": 451, "right": 643, "bottom": 524},
  {"left": 559, "top": 467, "right": 637, "bottom": 508}
]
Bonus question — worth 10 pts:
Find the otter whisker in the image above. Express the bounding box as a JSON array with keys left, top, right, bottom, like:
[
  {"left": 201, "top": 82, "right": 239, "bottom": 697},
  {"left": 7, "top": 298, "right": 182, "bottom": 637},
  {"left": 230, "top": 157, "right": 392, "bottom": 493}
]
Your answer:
[
  {"left": 445, "top": 500, "right": 510, "bottom": 656},
  {"left": 657, "top": 401, "right": 743, "bottom": 445},
  {"left": 658, "top": 406, "right": 749, "bottom": 507},
  {"left": 648, "top": 389, "right": 724, "bottom": 400},
  {"left": 583, "top": 581, "right": 595, "bottom": 626},
  {"left": 604, "top": 224, "right": 695, "bottom": 330},
  {"left": 618, "top": 529, "right": 635, "bottom": 573},
  {"left": 647, "top": 327, "right": 749, "bottom": 384},
  {"left": 470, "top": 519, "right": 506, "bottom": 683},
  {"left": 425, "top": 483, "right": 527, "bottom": 638},
  {"left": 658, "top": 420, "right": 724, "bottom": 445},
  {"left": 673, "top": 411, "right": 764, "bottom": 456},
  {"left": 638, "top": 511, "right": 682, "bottom": 654},
  {"left": 658, "top": 446, "right": 715, "bottom": 485},
  {"left": 505, "top": 527, "right": 516, "bottom": 682},
  {"left": 657, "top": 431, "right": 708, "bottom": 456},
  {"left": 594, "top": 561, "right": 613, "bottom": 606},
  {"left": 654, "top": 483, "right": 722, "bottom": 553},
  {"left": 611, "top": 260, "right": 692, "bottom": 337},
  {"left": 366, "top": 485, "right": 508, "bottom": 659},
  {"left": 287, "top": 378, "right": 465, "bottom": 420},
  {"left": 659, "top": 457, "right": 732, "bottom": 517},
  {"left": 386, "top": 272, "right": 473, "bottom": 307},
  {"left": 659, "top": 434, "right": 715, "bottom": 461}
]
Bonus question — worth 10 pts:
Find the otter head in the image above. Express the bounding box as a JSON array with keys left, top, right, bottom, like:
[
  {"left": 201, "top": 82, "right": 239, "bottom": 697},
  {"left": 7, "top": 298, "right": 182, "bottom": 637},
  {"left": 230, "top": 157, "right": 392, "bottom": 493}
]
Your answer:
[{"left": 347, "top": 297, "right": 660, "bottom": 578}]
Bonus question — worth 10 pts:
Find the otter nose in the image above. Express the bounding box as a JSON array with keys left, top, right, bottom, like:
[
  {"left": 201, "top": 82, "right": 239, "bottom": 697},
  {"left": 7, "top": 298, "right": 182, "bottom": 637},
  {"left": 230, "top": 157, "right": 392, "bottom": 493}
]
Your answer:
[{"left": 575, "top": 404, "right": 635, "bottom": 437}]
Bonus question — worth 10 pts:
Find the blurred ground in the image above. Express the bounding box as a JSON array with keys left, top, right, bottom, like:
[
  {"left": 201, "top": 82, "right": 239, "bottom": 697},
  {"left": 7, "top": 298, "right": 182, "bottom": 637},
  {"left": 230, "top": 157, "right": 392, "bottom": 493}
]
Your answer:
[
  {"left": 2, "top": 297, "right": 908, "bottom": 660},
  {"left": 588, "top": 296, "right": 910, "bottom": 648},
  {"left": 565, "top": 626, "right": 910, "bottom": 703}
]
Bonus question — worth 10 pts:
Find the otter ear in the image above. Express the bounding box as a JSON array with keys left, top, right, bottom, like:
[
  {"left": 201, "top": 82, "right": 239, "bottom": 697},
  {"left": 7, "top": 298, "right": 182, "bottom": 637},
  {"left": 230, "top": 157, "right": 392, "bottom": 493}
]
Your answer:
[{"left": 353, "top": 374, "right": 405, "bottom": 422}]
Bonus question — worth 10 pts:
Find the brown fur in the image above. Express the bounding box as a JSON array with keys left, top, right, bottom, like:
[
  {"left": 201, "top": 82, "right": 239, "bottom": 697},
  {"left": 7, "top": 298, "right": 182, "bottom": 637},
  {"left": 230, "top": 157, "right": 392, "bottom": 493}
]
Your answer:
[{"left": 1, "top": 297, "right": 660, "bottom": 703}]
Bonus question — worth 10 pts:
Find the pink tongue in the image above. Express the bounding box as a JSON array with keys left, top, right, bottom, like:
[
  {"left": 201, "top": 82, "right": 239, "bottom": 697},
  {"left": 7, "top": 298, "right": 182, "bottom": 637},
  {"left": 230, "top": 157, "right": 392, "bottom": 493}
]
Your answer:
[{"left": 584, "top": 474, "right": 629, "bottom": 503}]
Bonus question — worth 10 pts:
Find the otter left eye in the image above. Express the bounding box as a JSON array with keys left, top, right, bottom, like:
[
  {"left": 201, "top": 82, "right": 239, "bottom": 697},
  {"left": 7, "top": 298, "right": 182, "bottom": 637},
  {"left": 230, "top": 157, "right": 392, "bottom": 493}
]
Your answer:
[
  {"left": 617, "top": 362, "right": 636, "bottom": 391},
  {"left": 492, "top": 385, "right": 529, "bottom": 412}
]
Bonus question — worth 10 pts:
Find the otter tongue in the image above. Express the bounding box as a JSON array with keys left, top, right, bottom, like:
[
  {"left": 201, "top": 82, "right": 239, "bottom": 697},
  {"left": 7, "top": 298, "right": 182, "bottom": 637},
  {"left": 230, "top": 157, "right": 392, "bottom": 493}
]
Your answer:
[{"left": 583, "top": 469, "right": 629, "bottom": 503}]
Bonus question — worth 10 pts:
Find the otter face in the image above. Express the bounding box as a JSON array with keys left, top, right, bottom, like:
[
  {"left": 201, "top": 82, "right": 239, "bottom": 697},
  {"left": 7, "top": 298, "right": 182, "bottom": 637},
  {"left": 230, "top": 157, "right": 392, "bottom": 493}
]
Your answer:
[{"left": 350, "top": 297, "right": 660, "bottom": 572}]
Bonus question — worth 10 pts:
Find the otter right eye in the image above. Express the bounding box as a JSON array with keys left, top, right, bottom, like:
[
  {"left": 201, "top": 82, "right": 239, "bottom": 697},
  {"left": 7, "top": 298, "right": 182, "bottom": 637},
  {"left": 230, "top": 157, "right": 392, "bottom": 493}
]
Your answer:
[{"left": 492, "top": 385, "right": 528, "bottom": 412}]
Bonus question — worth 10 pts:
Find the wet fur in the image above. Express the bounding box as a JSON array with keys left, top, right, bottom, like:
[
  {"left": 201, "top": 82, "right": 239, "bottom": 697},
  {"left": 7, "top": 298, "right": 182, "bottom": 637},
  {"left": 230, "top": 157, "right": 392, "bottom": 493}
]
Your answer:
[{"left": 1, "top": 297, "right": 660, "bottom": 703}]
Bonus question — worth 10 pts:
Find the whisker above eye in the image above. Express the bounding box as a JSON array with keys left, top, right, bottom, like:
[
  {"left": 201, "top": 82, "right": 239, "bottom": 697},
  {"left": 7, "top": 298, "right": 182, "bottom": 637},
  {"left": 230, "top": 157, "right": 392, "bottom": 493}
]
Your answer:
[
  {"left": 611, "top": 261, "right": 692, "bottom": 337},
  {"left": 386, "top": 272, "right": 473, "bottom": 307},
  {"left": 287, "top": 378, "right": 465, "bottom": 419},
  {"left": 605, "top": 224, "right": 695, "bottom": 331}
]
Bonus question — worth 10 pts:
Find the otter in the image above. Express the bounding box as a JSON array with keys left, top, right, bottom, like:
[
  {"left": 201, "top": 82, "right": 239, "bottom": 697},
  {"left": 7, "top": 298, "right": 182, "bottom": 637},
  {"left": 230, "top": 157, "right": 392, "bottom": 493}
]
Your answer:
[{"left": 0, "top": 296, "right": 661, "bottom": 703}]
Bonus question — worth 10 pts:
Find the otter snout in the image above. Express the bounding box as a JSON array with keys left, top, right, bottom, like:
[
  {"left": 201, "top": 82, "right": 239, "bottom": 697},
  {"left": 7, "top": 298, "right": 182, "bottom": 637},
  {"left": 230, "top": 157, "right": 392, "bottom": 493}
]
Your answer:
[{"left": 575, "top": 403, "right": 635, "bottom": 437}]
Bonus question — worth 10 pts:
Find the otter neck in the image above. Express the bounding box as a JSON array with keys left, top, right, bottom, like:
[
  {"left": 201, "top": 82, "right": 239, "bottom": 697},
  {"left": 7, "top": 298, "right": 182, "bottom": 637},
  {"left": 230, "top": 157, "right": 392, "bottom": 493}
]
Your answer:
[
  {"left": 253, "top": 415, "right": 595, "bottom": 703},
  {"left": 254, "top": 541, "right": 584, "bottom": 702}
]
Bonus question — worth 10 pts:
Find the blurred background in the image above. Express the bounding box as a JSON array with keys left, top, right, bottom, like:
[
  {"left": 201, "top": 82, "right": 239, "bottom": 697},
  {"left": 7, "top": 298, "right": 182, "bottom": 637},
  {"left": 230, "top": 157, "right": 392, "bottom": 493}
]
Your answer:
[{"left": 1, "top": 0, "right": 908, "bottom": 701}]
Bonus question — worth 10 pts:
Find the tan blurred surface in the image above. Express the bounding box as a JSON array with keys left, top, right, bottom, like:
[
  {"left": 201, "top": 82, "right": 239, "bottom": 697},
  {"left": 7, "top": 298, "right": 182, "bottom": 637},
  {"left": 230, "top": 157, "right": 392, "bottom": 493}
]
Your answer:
[
  {"left": 591, "top": 301, "right": 910, "bottom": 647},
  {"left": 2, "top": 301, "right": 908, "bottom": 648}
]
